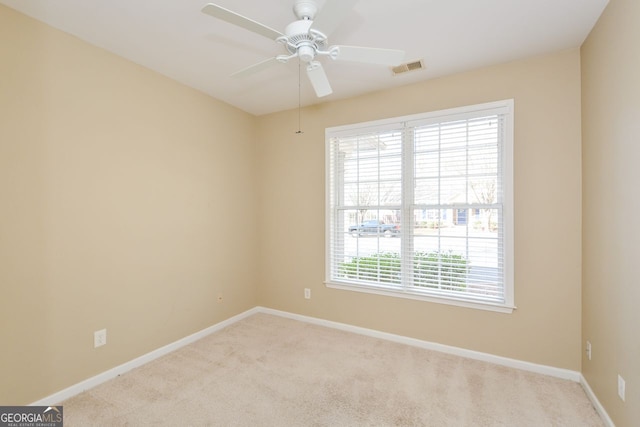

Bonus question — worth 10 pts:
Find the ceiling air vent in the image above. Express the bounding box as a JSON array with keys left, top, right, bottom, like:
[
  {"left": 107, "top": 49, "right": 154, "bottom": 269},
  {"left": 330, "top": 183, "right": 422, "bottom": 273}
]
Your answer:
[{"left": 392, "top": 59, "right": 425, "bottom": 75}]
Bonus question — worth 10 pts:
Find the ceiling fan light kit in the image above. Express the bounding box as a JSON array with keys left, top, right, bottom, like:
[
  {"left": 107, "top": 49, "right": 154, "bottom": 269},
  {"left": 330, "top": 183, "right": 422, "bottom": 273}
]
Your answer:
[{"left": 201, "top": 0, "right": 405, "bottom": 98}]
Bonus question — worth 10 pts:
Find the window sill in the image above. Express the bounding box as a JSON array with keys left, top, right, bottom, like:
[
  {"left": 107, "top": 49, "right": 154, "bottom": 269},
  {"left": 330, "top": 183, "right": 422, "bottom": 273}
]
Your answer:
[{"left": 325, "top": 280, "right": 515, "bottom": 314}]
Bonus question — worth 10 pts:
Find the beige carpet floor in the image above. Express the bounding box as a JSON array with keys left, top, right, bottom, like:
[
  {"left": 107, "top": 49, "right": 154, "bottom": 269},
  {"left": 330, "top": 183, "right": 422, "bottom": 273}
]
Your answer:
[{"left": 61, "top": 313, "right": 603, "bottom": 426}]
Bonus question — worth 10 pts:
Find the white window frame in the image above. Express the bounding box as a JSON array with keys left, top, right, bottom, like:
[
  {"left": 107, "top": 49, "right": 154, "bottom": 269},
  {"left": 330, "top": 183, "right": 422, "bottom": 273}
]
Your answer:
[{"left": 325, "top": 100, "right": 515, "bottom": 313}]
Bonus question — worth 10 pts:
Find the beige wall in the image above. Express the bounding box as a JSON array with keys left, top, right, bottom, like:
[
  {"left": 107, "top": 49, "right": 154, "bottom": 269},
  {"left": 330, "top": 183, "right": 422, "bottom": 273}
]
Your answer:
[
  {"left": 256, "top": 49, "right": 583, "bottom": 370},
  {"left": 0, "top": 5, "right": 257, "bottom": 404},
  {"left": 581, "top": 0, "right": 640, "bottom": 425},
  {"left": 3, "top": 0, "right": 613, "bottom": 413}
]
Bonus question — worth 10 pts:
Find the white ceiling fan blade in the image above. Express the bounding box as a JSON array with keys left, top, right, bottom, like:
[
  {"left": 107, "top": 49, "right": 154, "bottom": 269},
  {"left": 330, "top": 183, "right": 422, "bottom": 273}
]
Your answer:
[
  {"left": 231, "top": 57, "right": 281, "bottom": 78},
  {"left": 201, "top": 3, "right": 284, "bottom": 41},
  {"left": 332, "top": 45, "right": 406, "bottom": 66},
  {"left": 306, "top": 62, "right": 333, "bottom": 97},
  {"left": 310, "top": 0, "right": 358, "bottom": 37}
]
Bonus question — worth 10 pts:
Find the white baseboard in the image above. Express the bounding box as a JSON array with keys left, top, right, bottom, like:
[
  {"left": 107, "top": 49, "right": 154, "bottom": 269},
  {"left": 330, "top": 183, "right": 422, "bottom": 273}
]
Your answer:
[
  {"left": 256, "top": 306, "right": 582, "bottom": 382},
  {"left": 580, "top": 374, "right": 615, "bottom": 427},
  {"left": 30, "top": 307, "right": 261, "bottom": 406},
  {"left": 33, "top": 304, "right": 602, "bottom": 423}
]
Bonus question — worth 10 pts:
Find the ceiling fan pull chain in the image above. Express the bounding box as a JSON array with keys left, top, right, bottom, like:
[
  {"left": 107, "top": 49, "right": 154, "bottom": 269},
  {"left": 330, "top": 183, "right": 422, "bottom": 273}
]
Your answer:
[{"left": 296, "top": 59, "right": 304, "bottom": 134}]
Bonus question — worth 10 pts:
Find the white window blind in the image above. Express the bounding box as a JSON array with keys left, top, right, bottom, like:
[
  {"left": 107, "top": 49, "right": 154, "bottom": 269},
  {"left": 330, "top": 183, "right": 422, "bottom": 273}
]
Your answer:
[{"left": 326, "top": 100, "right": 514, "bottom": 312}]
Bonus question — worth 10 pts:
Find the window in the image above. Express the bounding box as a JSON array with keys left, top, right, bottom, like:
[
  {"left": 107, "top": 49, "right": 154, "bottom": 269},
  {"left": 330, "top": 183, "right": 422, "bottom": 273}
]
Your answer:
[{"left": 325, "top": 100, "right": 514, "bottom": 312}]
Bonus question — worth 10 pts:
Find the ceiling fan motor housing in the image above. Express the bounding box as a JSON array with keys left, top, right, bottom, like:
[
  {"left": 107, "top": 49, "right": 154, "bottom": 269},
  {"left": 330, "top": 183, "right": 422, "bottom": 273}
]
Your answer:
[{"left": 284, "top": 19, "right": 327, "bottom": 62}]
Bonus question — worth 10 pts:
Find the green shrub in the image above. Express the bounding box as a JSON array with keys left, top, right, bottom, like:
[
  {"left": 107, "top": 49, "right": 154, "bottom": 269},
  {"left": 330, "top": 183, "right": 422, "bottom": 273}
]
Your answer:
[
  {"left": 339, "top": 252, "right": 401, "bottom": 285},
  {"left": 413, "top": 251, "right": 468, "bottom": 290},
  {"left": 340, "top": 250, "right": 468, "bottom": 290}
]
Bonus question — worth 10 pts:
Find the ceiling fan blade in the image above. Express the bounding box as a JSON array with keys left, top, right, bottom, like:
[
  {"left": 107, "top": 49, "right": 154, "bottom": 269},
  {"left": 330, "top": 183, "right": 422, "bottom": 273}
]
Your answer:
[
  {"left": 332, "top": 45, "right": 406, "bottom": 66},
  {"left": 310, "top": 0, "right": 358, "bottom": 37},
  {"left": 201, "top": 3, "right": 284, "bottom": 41},
  {"left": 230, "top": 57, "right": 281, "bottom": 78},
  {"left": 306, "top": 61, "right": 333, "bottom": 97}
]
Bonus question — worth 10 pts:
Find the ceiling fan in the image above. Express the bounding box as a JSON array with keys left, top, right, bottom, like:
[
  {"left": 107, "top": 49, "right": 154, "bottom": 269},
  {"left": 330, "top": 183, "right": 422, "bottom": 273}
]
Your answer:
[{"left": 201, "top": 0, "right": 406, "bottom": 98}]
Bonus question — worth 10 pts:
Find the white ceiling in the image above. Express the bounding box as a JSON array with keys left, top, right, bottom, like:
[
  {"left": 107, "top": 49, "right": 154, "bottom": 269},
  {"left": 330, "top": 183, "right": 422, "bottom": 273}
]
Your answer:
[{"left": 1, "top": 0, "right": 608, "bottom": 116}]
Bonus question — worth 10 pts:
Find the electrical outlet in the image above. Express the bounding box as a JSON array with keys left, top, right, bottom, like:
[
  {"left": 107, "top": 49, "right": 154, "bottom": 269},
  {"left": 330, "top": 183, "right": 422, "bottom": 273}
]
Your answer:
[
  {"left": 586, "top": 341, "right": 591, "bottom": 361},
  {"left": 304, "top": 288, "right": 311, "bottom": 299},
  {"left": 618, "top": 375, "right": 626, "bottom": 402},
  {"left": 94, "top": 329, "right": 107, "bottom": 348}
]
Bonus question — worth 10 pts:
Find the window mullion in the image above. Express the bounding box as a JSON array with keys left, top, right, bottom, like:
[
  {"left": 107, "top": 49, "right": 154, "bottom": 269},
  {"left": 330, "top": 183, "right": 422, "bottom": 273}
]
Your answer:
[
  {"left": 401, "top": 125, "right": 414, "bottom": 290},
  {"left": 437, "top": 124, "right": 443, "bottom": 289},
  {"left": 465, "top": 120, "right": 470, "bottom": 267},
  {"left": 376, "top": 134, "right": 381, "bottom": 275},
  {"left": 335, "top": 146, "right": 345, "bottom": 278}
]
